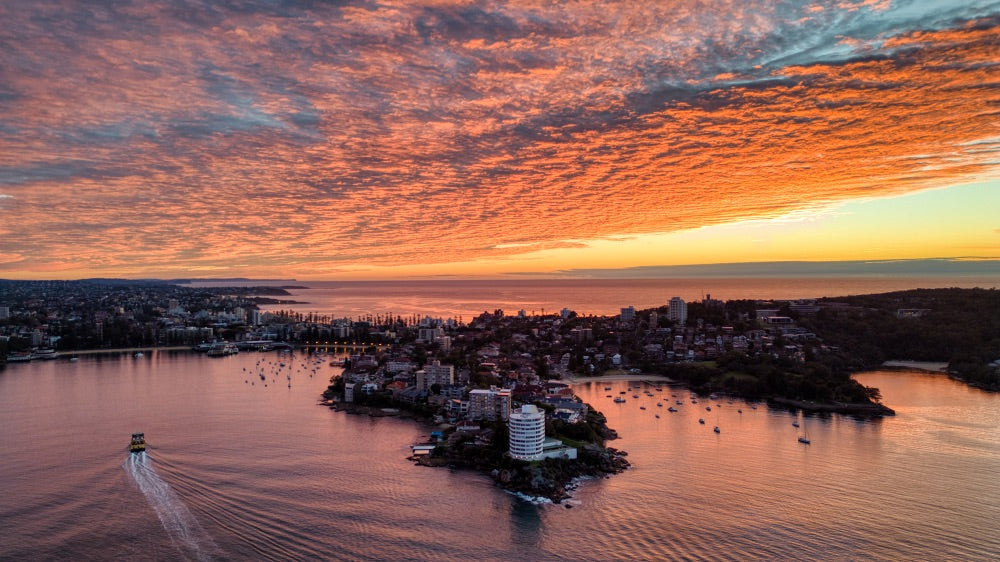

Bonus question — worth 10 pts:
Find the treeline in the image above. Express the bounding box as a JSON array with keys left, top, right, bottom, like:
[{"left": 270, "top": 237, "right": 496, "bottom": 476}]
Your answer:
[
  {"left": 799, "top": 288, "right": 1000, "bottom": 390},
  {"left": 643, "top": 352, "right": 880, "bottom": 405}
]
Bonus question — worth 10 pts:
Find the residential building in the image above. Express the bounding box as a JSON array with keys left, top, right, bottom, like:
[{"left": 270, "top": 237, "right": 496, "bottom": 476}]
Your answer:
[
  {"left": 417, "top": 360, "right": 454, "bottom": 390},
  {"left": 468, "top": 386, "right": 512, "bottom": 421},
  {"left": 509, "top": 405, "right": 545, "bottom": 461},
  {"left": 620, "top": 306, "right": 636, "bottom": 323},
  {"left": 668, "top": 297, "right": 687, "bottom": 325}
]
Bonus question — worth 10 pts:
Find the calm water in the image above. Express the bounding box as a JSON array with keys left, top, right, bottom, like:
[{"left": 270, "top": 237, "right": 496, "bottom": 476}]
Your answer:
[
  {"left": 190, "top": 277, "right": 1000, "bottom": 319},
  {"left": 2, "top": 353, "right": 998, "bottom": 560}
]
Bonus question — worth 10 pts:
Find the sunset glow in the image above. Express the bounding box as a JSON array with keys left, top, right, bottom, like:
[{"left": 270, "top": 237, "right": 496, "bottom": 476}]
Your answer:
[{"left": 1, "top": 1, "right": 998, "bottom": 279}]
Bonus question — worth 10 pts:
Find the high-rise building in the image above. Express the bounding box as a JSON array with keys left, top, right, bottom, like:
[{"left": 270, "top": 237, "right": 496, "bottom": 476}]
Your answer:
[
  {"left": 468, "top": 386, "right": 512, "bottom": 421},
  {"left": 620, "top": 306, "right": 636, "bottom": 323},
  {"left": 417, "top": 360, "right": 454, "bottom": 390},
  {"left": 668, "top": 297, "right": 688, "bottom": 325},
  {"left": 508, "top": 405, "right": 545, "bottom": 461}
]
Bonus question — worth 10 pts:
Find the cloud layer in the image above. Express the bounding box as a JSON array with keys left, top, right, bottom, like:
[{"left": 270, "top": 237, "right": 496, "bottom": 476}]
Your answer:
[{"left": 1, "top": 0, "right": 998, "bottom": 277}]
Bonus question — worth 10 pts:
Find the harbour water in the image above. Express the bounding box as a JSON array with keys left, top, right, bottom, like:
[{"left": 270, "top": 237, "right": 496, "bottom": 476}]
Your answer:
[{"left": 2, "top": 351, "right": 998, "bottom": 560}]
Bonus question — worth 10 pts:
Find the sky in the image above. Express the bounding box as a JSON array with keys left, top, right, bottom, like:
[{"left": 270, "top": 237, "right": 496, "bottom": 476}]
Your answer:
[{"left": 1, "top": 0, "right": 998, "bottom": 280}]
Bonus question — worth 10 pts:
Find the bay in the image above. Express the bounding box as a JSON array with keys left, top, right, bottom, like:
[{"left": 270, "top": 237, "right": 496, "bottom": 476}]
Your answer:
[{"left": 2, "top": 350, "right": 998, "bottom": 560}]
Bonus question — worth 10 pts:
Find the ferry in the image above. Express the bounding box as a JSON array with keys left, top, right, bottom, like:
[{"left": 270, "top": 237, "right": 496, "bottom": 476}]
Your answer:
[
  {"left": 33, "top": 348, "right": 58, "bottom": 360},
  {"left": 206, "top": 342, "right": 239, "bottom": 357},
  {"left": 129, "top": 433, "right": 146, "bottom": 453}
]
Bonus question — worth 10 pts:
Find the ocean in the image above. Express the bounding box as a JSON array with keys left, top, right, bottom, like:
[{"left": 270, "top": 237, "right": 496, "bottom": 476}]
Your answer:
[{"left": 189, "top": 276, "right": 1000, "bottom": 320}]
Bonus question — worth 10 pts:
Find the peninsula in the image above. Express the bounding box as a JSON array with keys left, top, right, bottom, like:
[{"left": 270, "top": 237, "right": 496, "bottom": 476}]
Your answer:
[{"left": 316, "top": 290, "right": 1000, "bottom": 500}]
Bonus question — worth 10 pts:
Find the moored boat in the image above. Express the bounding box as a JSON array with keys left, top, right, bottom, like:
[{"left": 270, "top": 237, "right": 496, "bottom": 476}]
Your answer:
[
  {"left": 129, "top": 432, "right": 146, "bottom": 453},
  {"left": 33, "top": 348, "right": 58, "bottom": 360}
]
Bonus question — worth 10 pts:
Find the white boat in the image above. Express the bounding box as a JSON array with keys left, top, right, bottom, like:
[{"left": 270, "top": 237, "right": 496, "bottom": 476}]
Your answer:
[
  {"left": 133, "top": 352, "right": 144, "bottom": 358},
  {"left": 33, "top": 348, "right": 58, "bottom": 360},
  {"left": 614, "top": 397, "right": 626, "bottom": 403}
]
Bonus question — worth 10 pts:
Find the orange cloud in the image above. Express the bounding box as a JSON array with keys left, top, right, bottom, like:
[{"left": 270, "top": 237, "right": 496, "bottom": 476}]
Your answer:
[{"left": 0, "top": 2, "right": 997, "bottom": 278}]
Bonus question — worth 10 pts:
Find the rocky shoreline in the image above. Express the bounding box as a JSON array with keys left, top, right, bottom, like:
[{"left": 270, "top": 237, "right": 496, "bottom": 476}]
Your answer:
[
  {"left": 321, "top": 398, "right": 630, "bottom": 503},
  {"left": 768, "top": 396, "right": 896, "bottom": 417}
]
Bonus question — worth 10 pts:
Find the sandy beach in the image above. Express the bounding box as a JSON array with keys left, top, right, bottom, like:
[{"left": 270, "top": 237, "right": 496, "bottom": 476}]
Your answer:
[
  {"left": 561, "top": 373, "right": 676, "bottom": 385},
  {"left": 881, "top": 360, "right": 949, "bottom": 373}
]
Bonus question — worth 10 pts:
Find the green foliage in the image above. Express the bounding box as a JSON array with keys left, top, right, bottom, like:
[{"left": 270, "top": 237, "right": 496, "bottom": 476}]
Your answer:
[{"left": 800, "top": 288, "right": 1000, "bottom": 390}]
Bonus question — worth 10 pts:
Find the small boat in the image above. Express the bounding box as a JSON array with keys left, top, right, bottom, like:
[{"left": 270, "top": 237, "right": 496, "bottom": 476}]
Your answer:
[
  {"left": 713, "top": 426, "right": 720, "bottom": 434},
  {"left": 640, "top": 406, "right": 646, "bottom": 410},
  {"left": 792, "top": 421, "right": 800, "bottom": 428},
  {"left": 129, "top": 432, "right": 146, "bottom": 453},
  {"left": 655, "top": 414, "right": 660, "bottom": 418},
  {"left": 133, "top": 352, "right": 144, "bottom": 358},
  {"left": 604, "top": 387, "right": 611, "bottom": 391},
  {"left": 698, "top": 418, "right": 705, "bottom": 424},
  {"left": 656, "top": 402, "right": 663, "bottom": 407},
  {"left": 633, "top": 395, "right": 639, "bottom": 399},
  {"left": 706, "top": 406, "right": 711, "bottom": 411},
  {"left": 614, "top": 397, "right": 626, "bottom": 403},
  {"left": 668, "top": 407, "right": 677, "bottom": 412},
  {"left": 606, "top": 394, "right": 612, "bottom": 398},
  {"left": 737, "top": 409, "right": 742, "bottom": 414},
  {"left": 798, "top": 436, "right": 811, "bottom": 444}
]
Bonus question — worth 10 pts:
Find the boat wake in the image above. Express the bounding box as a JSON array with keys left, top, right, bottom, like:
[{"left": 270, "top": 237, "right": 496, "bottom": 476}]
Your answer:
[{"left": 124, "top": 452, "right": 221, "bottom": 561}]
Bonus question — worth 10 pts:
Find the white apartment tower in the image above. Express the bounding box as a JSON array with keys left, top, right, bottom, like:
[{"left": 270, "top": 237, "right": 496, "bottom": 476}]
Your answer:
[
  {"left": 509, "top": 405, "right": 545, "bottom": 461},
  {"left": 668, "top": 297, "right": 688, "bottom": 325}
]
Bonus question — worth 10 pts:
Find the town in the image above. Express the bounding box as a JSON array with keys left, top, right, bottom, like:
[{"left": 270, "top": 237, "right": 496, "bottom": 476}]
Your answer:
[{"left": 5, "top": 279, "right": 998, "bottom": 500}]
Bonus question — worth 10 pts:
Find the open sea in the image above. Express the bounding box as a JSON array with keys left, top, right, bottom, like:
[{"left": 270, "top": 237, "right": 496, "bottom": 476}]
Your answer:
[
  {"left": 3, "top": 278, "right": 1000, "bottom": 560},
  {"left": 190, "top": 276, "right": 1000, "bottom": 320}
]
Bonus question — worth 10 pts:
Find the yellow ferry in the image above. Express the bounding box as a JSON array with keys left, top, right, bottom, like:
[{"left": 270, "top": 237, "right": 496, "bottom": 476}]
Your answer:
[{"left": 129, "top": 433, "right": 146, "bottom": 453}]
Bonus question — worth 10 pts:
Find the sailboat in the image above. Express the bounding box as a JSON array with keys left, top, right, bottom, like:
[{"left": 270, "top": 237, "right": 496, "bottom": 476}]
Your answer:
[{"left": 798, "top": 420, "right": 811, "bottom": 444}]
